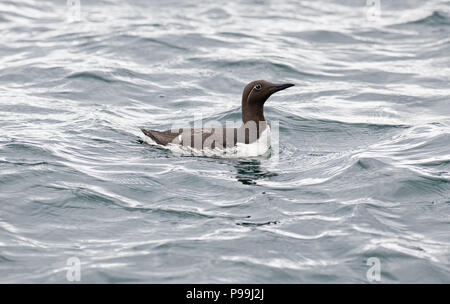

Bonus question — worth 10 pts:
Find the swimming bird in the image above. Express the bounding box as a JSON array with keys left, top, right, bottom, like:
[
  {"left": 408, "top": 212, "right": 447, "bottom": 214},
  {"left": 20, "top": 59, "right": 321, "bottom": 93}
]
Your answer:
[{"left": 141, "top": 80, "right": 294, "bottom": 151}]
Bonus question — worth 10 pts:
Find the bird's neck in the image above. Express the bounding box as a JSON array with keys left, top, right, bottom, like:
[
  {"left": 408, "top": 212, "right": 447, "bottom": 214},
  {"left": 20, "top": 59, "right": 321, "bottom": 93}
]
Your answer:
[
  {"left": 241, "top": 103, "right": 267, "bottom": 138},
  {"left": 242, "top": 102, "right": 265, "bottom": 125}
]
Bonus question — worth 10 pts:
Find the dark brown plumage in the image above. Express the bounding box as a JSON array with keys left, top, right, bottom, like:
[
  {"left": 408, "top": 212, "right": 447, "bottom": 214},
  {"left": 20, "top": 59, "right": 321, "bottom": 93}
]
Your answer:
[{"left": 141, "top": 80, "right": 294, "bottom": 149}]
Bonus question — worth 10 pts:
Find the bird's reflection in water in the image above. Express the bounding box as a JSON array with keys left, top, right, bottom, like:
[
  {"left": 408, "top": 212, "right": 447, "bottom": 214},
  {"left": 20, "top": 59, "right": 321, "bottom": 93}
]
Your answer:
[
  {"left": 234, "top": 159, "right": 277, "bottom": 185},
  {"left": 234, "top": 160, "right": 279, "bottom": 226}
]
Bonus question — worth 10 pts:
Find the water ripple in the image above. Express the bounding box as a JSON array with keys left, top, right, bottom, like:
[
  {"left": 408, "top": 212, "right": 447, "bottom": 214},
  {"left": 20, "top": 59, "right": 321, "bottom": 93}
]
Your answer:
[{"left": 0, "top": 0, "right": 449, "bottom": 283}]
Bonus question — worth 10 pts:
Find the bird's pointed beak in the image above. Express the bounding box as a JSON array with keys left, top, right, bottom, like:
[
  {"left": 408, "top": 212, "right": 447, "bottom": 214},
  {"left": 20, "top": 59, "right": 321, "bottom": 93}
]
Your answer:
[{"left": 268, "top": 83, "right": 295, "bottom": 94}]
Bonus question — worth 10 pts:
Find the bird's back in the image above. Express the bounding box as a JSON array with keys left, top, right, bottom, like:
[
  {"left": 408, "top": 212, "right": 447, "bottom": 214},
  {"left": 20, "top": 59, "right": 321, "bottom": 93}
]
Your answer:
[{"left": 141, "top": 126, "right": 267, "bottom": 149}]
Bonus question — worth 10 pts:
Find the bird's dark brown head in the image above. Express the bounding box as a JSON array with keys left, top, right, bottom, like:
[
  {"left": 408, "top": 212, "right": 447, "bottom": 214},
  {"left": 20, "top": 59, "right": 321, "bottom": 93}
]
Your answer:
[{"left": 241, "top": 80, "right": 294, "bottom": 124}]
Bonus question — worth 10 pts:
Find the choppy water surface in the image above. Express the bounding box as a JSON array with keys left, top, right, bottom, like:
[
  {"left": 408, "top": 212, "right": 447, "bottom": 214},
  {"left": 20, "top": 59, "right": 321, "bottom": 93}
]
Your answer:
[{"left": 0, "top": 0, "right": 449, "bottom": 283}]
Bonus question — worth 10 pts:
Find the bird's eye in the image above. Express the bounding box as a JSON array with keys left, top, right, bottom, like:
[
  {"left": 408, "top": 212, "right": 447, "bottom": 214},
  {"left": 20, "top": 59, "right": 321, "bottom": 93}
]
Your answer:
[{"left": 254, "top": 83, "right": 262, "bottom": 91}]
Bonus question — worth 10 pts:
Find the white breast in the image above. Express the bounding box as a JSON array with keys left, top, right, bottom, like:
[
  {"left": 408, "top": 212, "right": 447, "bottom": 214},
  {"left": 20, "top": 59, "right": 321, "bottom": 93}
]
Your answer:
[{"left": 234, "top": 126, "right": 271, "bottom": 157}]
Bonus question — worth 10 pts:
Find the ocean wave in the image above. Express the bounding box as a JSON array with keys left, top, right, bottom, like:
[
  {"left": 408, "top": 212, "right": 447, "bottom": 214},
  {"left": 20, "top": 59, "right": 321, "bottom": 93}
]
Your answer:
[
  {"left": 1, "top": 0, "right": 449, "bottom": 283},
  {"left": 406, "top": 10, "right": 450, "bottom": 25}
]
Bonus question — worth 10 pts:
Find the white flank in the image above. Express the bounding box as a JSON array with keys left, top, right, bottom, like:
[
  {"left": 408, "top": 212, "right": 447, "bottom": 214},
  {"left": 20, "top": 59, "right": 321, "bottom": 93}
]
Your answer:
[{"left": 141, "top": 127, "right": 271, "bottom": 158}]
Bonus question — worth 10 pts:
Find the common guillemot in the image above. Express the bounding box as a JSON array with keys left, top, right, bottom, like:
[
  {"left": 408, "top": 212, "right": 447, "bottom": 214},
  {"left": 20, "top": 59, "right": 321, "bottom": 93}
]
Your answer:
[{"left": 141, "top": 80, "right": 294, "bottom": 151}]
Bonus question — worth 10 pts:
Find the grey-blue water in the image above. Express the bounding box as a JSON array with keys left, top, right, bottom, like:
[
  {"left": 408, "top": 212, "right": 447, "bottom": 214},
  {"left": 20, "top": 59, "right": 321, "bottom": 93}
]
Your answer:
[{"left": 1, "top": 0, "right": 449, "bottom": 283}]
